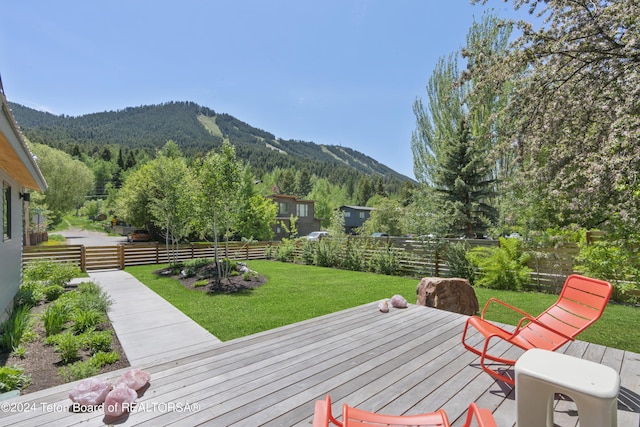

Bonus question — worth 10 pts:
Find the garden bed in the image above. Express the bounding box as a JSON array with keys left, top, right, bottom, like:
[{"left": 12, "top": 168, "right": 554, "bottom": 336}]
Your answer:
[{"left": 0, "top": 260, "right": 129, "bottom": 395}]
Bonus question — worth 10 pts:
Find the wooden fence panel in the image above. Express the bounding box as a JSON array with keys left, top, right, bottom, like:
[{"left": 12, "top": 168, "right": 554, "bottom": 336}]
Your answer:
[
  {"left": 24, "top": 238, "right": 587, "bottom": 294},
  {"left": 84, "top": 246, "right": 121, "bottom": 271},
  {"left": 22, "top": 245, "right": 84, "bottom": 270}
]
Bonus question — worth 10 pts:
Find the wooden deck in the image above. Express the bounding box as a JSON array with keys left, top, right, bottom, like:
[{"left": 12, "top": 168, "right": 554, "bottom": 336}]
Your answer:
[{"left": 1, "top": 303, "right": 638, "bottom": 426}]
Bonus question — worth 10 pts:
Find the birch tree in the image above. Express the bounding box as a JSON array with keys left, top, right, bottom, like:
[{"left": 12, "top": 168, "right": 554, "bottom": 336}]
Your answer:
[{"left": 196, "top": 141, "right": 243, "bottom": 283}]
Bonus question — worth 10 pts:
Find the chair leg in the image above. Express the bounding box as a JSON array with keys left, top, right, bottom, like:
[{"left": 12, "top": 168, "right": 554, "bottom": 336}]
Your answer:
[
  {"left": 462, "top": 318, "right": 519, "bottom": 365},
  {"left": 461, "top": 403, "right": 498, "bottom": 427},
  {"left": 479, "top": 337, "right": 516, "bottom": 386}
]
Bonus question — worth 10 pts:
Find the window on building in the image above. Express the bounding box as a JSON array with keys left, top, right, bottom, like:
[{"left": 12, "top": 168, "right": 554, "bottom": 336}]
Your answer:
[
  {"left": 3, "top": 182, "right": 10, "bottom": 241},
  {"left": 279, "top": 202, "right": 289, "bottom": 215},
  {"left": 359, "top": 211, "right": 366, "bottom": 219},
  {"left": 344, "top": 211, "right": 351, "bottom": 218},
  {"left": 296, "top": 203, "right": 308, "bottom": 217}
]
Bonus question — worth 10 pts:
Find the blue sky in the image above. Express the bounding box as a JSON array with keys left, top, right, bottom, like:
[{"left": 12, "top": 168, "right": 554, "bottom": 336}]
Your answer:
[{"left": 1, "top": 1, "right": 535, "bottom": 179}]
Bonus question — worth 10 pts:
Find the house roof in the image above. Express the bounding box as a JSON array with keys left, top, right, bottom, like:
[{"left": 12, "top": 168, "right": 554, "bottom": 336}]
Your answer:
[
  {"left": 267, "top": 194, "right": 315, "bottom": 203},
  {"left": 339, "top": 205, "right": 375, "bottom": 211},
  {"left": 0, "top": 76, "right": 47, "bottom": 191}
]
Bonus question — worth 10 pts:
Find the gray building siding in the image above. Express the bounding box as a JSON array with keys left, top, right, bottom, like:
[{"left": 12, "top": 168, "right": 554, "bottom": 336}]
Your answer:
[{"left": 0, "top": 171, "right": 22, "bottom": 321}]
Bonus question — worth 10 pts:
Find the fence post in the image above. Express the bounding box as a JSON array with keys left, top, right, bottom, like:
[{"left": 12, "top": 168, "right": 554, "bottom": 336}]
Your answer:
[
  {"left": 434, "top": 248, "right": 440, "bottom": 277},
  {"left": 118, "top": 245, "right": 125, "bottom": 269},
  {"left": 155, "top": 243, "right": 159, "bottom": 264},
  {"left": 80, "top": 245, "right": 86, "bottom": 272}
]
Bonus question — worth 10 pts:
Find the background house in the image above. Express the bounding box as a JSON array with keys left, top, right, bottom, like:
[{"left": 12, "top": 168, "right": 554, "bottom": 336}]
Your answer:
[
  {"left": 268, "top": 194, "right": 321, "bottom": 240},
  {"left": 0, "top": 76, "right": 47, "bottom": 321},
  {"left": 339, "top": 205, "right": 374, "bottom": 234}
]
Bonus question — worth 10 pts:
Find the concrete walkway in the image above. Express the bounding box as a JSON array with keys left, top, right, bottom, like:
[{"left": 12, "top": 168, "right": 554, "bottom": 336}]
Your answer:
[{"left": 80, "top": 270, "right": 221, "bottom": 367}]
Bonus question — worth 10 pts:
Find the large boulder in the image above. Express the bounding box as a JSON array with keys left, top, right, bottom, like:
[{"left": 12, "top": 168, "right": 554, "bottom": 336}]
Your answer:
[{"left": 416, "top": 277, "right": 479, "bottom": 315}]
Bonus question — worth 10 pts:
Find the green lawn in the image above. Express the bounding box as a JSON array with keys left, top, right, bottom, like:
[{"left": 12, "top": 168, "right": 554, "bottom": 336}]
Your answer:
[{"left": 125, "top": 260, "right": 640, "bottom": 352}]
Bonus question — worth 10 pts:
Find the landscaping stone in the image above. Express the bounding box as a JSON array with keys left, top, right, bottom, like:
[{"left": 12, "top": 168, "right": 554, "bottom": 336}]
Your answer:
[
  {"left": 391, "top": 294, "right": 408, "bottom": 308},
  {"left": 104, "top": 383, "right": 137, "bottom": 417},
  {"left": 69, "top": 378, "right": 111, "bottom": 407},
  {"left": 115, "top": 368, "right": 150, "bottom": 391},
  {"left": 416, "top": 277, "right": 479, "bottom": 315}
]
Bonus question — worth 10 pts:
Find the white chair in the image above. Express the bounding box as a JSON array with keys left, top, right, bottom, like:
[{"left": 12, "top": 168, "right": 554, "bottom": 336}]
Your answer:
[{"left": 515, "top": 348, "right": 620, "bottom": 427}]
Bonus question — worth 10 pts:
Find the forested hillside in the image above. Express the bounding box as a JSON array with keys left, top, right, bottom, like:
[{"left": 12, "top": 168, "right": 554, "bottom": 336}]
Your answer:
[{"left": 9, "top": 101, "right": 411, "bottom": 184}]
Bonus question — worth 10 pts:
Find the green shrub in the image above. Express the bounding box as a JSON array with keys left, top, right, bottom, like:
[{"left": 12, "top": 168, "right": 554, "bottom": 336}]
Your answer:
[
  {"left": 315, "top": 239, "right": 342, "bottom": 268},
  {"left": 0, "top": 365, "right": 30, "bottom": 392},
  {"left": 71, "top": 309, "right": 105, "bottom": 334},
  {"left": 41, "top": 302, "right": 71, "bottom": 336},
  {"left": 343, "top": 239, "right": 367, "bottom": 272},
  {"left": 242, "top": 271, "right": 259, "bottom": 281},
  {"left": 445, "top": 242, "right": 477, "bottom": 284},
  {"left": 275, "top": 240, "right": 296, "bottom": 262},
  {"left": 222, "top": 258, "right": 237, "bottom": 272},
  {"left": 24, "top": 259, "right": 79, "bottom": 287},
  {"left": 183, "top": 257, "right": 212, "bottom": 276},
  {"left": 299, "top": 240, "right": 316, "bottom": 265},
  {"left": 82, "top": 330, "right": 113, "bottom": 354},
  {"left": 57, "top": 360, "right": 99, "bottom": 382},
  {"left": 12, "top": 345, "right": 27, "bottom": 359},
  {"left": 43, "top": 285, "right": 65, "bottom": 302},
  {"left": 88, "top": 351, "right": 119, "bottom": 368},
  {"left": 193, "top": 280, "right": 208, "bottom": 288},
  {"left": 74, "top": 283, "right": 112, "bottom": 313},
  {"left": 367, "top": 246, "right": 401, "bottom": 276},
  {"left": 575, "top": 239, "right": 640, "bottom": 303},
  {"left": 0, "top": 306, "right": 31, "bottom": 351},
  {"left": 468, "top": 237, "right": 531, "bottom": 290},
  {"left": 54, "top": 332, "right": 82, "bottom": 363},
  {"left": 15, "top": 281, "right": 44, "bottom": 308}
]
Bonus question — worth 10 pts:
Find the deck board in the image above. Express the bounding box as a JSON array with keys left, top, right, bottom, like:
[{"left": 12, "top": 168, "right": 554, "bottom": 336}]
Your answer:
[{"left": 0, "top": 303, "right": 638, "bottom": 426}]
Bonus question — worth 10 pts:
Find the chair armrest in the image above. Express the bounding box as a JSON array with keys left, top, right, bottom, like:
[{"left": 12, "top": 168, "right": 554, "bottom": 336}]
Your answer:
[
  {"left": 481, "top": 297, "right": 534, "bottom": 320},
  {"left": 461, "top": 402, "right": 497, "bottom": 427}
]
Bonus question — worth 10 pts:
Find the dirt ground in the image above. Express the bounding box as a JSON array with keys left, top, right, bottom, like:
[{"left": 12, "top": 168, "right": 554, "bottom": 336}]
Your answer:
[{"left": 1, "top": 302, "right": 129, "bottom": 395}]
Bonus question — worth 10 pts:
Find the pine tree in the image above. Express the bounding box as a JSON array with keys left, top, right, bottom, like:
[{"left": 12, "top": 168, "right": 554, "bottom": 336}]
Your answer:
[{"left": 432, "top": 120, "right": 497, "bottom": 238}]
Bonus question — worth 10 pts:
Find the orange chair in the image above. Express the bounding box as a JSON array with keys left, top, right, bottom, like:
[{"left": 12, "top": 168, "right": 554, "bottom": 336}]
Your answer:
[
  {"left": 462, "top": 274, "right": 612, "bottom": 385},
  {"left": 313, "top": 394, "right": 343, "bottom": 427},
  {"left": 312, "top": 395, "right": 497, "bottom": 427}
]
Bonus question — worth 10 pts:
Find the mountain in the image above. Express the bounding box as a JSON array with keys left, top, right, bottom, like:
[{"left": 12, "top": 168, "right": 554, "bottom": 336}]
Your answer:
[{"left": 8, "top": 101, "right": 412, "bottom": 183}]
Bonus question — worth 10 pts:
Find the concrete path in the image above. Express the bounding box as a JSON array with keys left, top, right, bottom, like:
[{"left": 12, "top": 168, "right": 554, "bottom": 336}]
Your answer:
[{"left": 80, "top": 270, "right": 221, "bottom": 367}]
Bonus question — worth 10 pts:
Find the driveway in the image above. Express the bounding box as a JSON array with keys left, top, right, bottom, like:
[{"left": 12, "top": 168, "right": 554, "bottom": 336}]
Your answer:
[{"left": 56, "top": 228, "right": 128, "bottom": 246}]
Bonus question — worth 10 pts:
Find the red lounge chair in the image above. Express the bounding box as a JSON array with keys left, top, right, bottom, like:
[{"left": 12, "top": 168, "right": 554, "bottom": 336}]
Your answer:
[
  {"left": 462, "top": 274, "right": 612, "bottom": 385},
  {"left": 313, "top": 395, "right": 497, "bottom": 427}
]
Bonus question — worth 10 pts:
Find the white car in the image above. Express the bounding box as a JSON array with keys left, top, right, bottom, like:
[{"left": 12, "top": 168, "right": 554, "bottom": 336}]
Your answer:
[{"left": 304, "top": 231, "right": 328, "bottom": 241}]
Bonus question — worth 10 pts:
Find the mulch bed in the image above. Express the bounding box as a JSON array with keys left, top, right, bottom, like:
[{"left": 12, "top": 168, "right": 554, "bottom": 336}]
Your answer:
[
  {"left": 0, "top": 301, "right": 129, "bottom": 395},
  {"left": 155, "top": 263, "right": 267, "bottom": 293}
]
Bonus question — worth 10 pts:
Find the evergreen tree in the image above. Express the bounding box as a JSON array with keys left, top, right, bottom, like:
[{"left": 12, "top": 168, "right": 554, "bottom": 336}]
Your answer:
[
  {"left": 355, "top": 177, "right": 374, "bottom": 206},
  {"left": 432, "top": 120, "right": 497, "bottom": 238},
  {"left": 294, "top": 168, "right": 313, "bottom": 197},
  {"left": 278, "top": 169, "right": 296, "bottom": 195}
]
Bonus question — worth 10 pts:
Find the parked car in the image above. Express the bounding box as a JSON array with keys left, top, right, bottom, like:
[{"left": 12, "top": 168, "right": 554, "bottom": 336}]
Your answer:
[
  {"left": 127, "top": 229, "right": 151, "bottom": 242},
  {"left": 304, "top": 231, "right": 328, "bottom": 241},
  {"left": 370, "top": 232, "right": 389, "bottom": 238}
]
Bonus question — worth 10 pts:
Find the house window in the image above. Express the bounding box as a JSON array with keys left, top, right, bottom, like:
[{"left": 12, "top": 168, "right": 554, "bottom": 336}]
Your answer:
[
  {"left": 344, "top": 211, "right": 351, "bottom": 218},
  {"left": 359, "top": 211, "right": 366, "bottom": 219},
  {"left": 3, "top": 182, "right": 10, "bottom": 241},
  {"left": 296, "top": 203, "right": 308, "bottom": 217},
  {"left": 279, "top": 202, "right": 289, "bottom": 215}
]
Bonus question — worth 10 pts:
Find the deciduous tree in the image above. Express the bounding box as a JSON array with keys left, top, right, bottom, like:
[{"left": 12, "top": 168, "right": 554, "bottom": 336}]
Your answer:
[
  {"left": 471, "top": 0, "right": 640, "bottom": 231},
  {"left": 30, "top": 143, "right": 95, "bottom": 225}
]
